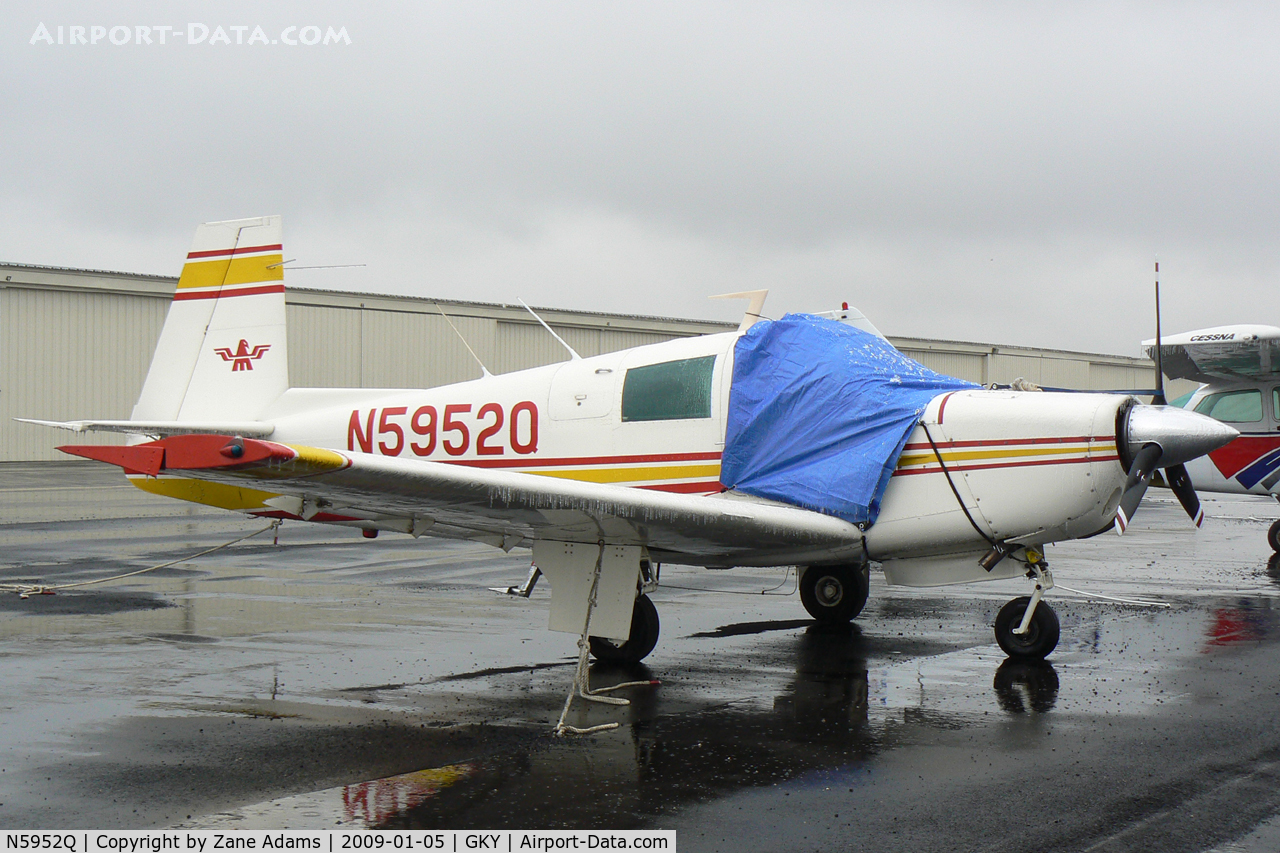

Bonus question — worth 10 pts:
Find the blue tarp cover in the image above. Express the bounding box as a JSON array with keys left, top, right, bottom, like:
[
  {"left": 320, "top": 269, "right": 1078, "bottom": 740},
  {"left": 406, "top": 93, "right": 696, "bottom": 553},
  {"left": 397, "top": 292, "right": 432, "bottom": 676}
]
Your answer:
[{"left": 720, "top": 313, "right": 979, "bottom": 526}]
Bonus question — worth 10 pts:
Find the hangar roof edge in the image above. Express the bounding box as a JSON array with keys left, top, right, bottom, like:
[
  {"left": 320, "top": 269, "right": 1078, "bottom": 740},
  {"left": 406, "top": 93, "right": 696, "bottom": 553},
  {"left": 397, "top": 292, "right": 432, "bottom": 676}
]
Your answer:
[
  {"left": 0, "top": 261, "right": 735, "bottom": 334},
  {"left": 0, "top": 261, "right": 1151, "bottom": 364}
]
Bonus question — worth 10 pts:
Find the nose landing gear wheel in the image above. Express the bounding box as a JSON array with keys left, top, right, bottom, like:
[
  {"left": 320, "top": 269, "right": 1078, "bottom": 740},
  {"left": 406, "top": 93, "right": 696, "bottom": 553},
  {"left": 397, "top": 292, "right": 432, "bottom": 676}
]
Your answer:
[
  {"left": 800, "top": 562, "right": 870, "bottom": 624},
  {"left": 994, "top": 595, "right": 1060, "bottom": 660},
  {"left": 589, "top": 593, "right": 660, "bottom": 663}
]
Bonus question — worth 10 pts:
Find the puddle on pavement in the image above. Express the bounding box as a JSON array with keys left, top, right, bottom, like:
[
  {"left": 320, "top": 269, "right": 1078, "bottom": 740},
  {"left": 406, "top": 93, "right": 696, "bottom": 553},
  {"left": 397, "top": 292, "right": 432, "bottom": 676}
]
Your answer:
[
  {"left": 8, "top": 478, "right": 1280, "bottom": 831},
  {"left": 171, "top": 594, "right": 1280, "bottom": 831}
]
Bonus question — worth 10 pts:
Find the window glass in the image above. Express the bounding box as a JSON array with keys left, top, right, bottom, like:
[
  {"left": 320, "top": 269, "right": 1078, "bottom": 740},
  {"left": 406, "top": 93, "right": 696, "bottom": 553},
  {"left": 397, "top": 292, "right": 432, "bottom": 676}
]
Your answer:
[
  {"left": 1168, "top": 390, "right": 1195, "bottom": 409},
  {"left": 621, "top": 355, "right": 716, "bottom": 422},
  {"left": 1193, "top": 389, "right": 1263, "bottom": 423}
]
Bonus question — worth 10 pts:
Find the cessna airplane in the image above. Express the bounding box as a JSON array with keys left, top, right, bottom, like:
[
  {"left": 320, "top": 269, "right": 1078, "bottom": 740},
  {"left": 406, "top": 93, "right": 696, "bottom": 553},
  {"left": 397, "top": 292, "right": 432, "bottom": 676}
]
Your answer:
[
  {"left": 22, "top": 216, "right": 1238, "bottom": 667},
  {"left": 1144, "top": 325, "right": 1280, "bottom": 551}
]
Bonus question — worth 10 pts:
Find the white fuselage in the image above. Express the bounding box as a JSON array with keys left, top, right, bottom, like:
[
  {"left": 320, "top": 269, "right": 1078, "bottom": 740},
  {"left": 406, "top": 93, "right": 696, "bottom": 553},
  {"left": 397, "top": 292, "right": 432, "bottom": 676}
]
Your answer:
[{"left": 233, "top": 330, "right": 1132, "bottom": 582}]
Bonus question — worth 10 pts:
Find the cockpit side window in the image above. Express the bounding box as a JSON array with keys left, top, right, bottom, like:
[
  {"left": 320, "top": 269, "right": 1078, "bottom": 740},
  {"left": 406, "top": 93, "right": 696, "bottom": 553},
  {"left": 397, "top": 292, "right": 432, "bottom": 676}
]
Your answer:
[
  {"left": 621, "top": 355, "right": 716, "bottom": 422},
  {"left": 1193, "top": 389, "right": 1263, "bottom": 423}
]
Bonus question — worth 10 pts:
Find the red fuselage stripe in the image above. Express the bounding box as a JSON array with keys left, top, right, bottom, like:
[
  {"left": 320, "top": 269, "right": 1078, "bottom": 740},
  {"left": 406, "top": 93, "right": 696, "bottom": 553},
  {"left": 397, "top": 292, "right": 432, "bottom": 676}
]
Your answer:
[
  {"left": 447, "top": 451, "right": 723, "bottom": 469},
  {"left": 638, "top": 481, "right": 724, "bottom": 494},
  {"left": 186, "top": 244, "right": 284, "bottom": 260},
  {"left": 901, "top": 435, "right": 1110, "bottom": 451},
  {"left": 937, "top": 392, "right": 957, "bottom": 424},
  {"left": 173, "top": 284, "right": 287, "bottom": 301},
  {"left": 895, "top": 454, "right": 1121, "bottom": 476}
]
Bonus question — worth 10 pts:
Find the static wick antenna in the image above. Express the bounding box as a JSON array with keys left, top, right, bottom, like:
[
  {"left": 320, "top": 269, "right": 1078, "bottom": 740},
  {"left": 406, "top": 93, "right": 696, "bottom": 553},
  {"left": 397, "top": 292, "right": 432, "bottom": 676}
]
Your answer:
[
  {"left": 265, "top": 259, "right": 367, "bottom": 270},
  {"left": 434, "top": 304, "right": 492, "bottom": 378},
  {"left": 518, "top": 298, "right": 581, "bottom": 360}
]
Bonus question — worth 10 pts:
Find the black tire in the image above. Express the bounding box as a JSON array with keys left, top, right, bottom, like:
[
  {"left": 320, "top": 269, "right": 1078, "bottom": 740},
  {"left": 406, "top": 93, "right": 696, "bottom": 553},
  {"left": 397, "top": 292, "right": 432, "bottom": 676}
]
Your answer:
[
  {"left": 800, "top": 562, "right": 870, "bottom": 624},
  {"left": 994, "top": 596, "right": 1060, "bottom": 660},
  {"left": 1268, "top": 519, "right": 1280, "bottom": 553},
  {"left": 589, "top": 594, "right": 659, "bottom": 663}
]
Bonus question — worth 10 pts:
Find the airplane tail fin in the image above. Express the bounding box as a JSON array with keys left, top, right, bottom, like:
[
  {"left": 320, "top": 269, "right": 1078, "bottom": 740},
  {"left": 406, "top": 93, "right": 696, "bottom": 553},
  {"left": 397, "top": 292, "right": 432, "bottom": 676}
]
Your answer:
[{"left": 131, "top": 216, "right": 290, "bottom": 423}]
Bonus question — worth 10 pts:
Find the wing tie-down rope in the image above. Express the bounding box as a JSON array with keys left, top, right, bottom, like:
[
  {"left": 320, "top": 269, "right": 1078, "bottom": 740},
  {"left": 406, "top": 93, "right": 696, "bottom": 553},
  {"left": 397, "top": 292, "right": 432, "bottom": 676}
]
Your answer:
[
  {"left": 1, "top": 520, "right": 281, "bottom": 598},
  {"left": 554, "top": 542, "right": 659, "bottom": 736}
]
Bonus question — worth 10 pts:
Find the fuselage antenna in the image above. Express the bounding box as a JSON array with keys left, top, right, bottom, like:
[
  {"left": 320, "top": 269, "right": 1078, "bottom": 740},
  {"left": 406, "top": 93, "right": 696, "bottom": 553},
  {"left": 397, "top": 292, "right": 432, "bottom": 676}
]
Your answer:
[
  {"left": 709, "top": 289, "right": 769, "bottom": 333},
  {"left": 434, "top": 304, "right": 493, "bottom": 378},
  {"left": 518, "top": 298, "right": 581, "bottom": 360}
]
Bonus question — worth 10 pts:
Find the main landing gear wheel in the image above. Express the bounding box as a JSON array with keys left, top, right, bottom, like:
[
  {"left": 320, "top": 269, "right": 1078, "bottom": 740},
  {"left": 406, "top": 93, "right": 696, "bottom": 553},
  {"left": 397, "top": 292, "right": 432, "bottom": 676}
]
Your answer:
[
  {"left": 994, "top": 596, "right": 1060, "bottom": 660},
  {"left": 589, "top": 594, "right": 660, "bottom": 663},
  {"left": 1268, "top": 519, "right": 1280, "bottom": 553},
  {"left": 800, "top": 562, "right": 870, "bottom": 624}
]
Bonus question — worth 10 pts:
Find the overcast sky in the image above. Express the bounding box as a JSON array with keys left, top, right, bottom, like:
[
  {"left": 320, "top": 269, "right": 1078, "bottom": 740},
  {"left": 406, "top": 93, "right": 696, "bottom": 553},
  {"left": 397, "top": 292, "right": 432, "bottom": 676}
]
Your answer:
[{"left": 5, "top": 2, "right": 1279, "bottom": 355}]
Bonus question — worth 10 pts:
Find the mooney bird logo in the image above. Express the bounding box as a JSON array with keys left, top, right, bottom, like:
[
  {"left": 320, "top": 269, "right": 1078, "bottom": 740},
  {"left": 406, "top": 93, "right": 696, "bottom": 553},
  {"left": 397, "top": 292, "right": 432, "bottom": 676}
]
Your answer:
[{"left": 214, "top": 339, "right": 271, "bottom": 372}]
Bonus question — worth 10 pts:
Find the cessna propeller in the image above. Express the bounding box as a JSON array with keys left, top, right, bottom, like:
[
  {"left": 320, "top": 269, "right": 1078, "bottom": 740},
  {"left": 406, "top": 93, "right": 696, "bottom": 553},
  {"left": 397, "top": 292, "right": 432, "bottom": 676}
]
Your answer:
[{"left": 1113, "top": 261, "right": 1235, "bottom": 534}]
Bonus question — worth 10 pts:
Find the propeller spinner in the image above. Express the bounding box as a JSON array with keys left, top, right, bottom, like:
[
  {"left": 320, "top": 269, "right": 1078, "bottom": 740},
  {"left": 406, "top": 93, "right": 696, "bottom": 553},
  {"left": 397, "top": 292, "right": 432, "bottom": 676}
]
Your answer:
[{"left": 1113, "top": 402, "right": 1238, "bottom": 534}]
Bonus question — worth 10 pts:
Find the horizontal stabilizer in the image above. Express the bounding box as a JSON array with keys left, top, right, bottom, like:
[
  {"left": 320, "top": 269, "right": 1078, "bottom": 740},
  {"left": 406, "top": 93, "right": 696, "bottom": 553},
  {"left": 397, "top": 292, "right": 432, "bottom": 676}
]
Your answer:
[
  {"left": 16, "top": 418, "right": 274, "bottom": 438},
  {"left": 58, "top": 435, "right": 301, "bottom": 476},
  {"left": 58, "top": 444, "right": 165, "bottom": 476}
]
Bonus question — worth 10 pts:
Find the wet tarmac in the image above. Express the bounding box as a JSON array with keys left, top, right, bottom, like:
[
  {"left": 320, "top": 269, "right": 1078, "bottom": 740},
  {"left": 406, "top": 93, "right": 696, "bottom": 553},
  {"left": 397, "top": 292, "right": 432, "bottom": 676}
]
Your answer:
[{"left": 4, "top": 461, "right": 1280, "bottom": 851}]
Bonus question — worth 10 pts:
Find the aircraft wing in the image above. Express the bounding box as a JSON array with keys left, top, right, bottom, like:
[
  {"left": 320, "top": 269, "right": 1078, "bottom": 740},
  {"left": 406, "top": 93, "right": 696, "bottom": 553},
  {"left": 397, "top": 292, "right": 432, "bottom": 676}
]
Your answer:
[
  {"left": 59, "top": 435, "right": 865, "bottom": 567},
  {"left": 16, "top": 418, "right": 275, "bottom": 438},
  {"left": 1145, "top": 325, "right": 1280, "bottom": 382}
]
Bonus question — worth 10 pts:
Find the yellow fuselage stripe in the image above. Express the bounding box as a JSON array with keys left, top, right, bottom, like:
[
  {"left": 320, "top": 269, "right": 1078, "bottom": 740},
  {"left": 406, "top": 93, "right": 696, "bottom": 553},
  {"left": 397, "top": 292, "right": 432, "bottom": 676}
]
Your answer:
[{"left": 897, "top": 444, "right": 1105, "bottom": 468}]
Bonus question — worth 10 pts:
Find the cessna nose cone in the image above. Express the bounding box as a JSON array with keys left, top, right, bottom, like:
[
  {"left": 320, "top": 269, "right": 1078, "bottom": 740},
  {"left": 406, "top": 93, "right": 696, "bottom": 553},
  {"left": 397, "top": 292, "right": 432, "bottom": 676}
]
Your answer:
[{"left": 1125, "top": 404, "right": 1239, "bottom": 468}]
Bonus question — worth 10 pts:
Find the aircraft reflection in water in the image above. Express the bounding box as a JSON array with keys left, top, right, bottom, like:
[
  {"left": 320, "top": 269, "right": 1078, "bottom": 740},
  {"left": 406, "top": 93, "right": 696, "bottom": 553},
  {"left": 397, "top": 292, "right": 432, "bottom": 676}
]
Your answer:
[
  {"left": 992, "top": 660, "right": 1059, "bottom": 714},
  {"left": 337, "top": 597, "right": 1275, "bottom": 829},
  {"left": 1203, "top": 597, "right": 1276, "bottom": 650},
  {"left": 1266, "top": 553, "right": 1280, "bottom": 585},
  {"left": 339, "top": 625, "right": 1058, "bottom": 830}
]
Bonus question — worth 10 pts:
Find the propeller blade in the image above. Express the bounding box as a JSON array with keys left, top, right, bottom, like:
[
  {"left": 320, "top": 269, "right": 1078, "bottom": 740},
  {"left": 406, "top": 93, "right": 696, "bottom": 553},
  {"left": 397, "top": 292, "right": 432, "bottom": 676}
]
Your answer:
[
  {"left": 1152, "top": 260, "right": 1166, "bottom": 406},
  {"left": 1114, "top": 443, "right": 1162, "bottom": 535},
  {"left": 1164, "top": 463, "right": 1204, "bottom": 528}
]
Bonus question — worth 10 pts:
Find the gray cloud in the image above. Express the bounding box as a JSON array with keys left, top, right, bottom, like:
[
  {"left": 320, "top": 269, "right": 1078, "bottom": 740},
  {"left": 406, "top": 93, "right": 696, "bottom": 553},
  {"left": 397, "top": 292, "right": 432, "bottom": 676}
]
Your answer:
[{"left": 4, "top": 1, "right": 1280, "bottom": 355}]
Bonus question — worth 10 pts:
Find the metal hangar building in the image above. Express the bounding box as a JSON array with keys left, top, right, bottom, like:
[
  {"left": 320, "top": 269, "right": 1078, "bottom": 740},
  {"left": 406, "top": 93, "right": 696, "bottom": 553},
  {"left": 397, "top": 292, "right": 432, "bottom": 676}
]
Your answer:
[{"left": 1, "top": 263, "right": 1162, "bottom": 462}]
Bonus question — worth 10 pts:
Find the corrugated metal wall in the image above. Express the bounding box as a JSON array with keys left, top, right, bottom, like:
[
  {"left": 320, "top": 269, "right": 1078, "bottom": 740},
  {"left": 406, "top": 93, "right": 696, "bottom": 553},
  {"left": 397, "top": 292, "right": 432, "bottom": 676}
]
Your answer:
[
  {"left": 2, "top": 277, "right": 727, "bottom": 461},
  {"left": 2, "top": 286, "right": 168, "bottom": 460},
  {"left": 898, "top": 349, "right": 988, "bottom": 384},
  {"left": 1, "top": 268, "right": 1168, "bottom": 462}
]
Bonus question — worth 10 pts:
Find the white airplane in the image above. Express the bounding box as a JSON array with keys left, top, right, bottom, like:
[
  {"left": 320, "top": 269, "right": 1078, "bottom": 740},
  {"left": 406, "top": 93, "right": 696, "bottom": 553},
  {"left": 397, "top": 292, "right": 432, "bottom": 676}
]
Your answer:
[
  {"left": 1144, "top": 325, "right": 1280, "bottom": 551},
  {"left": 23, "top": 216, "right": 1238, "bottom": 668}
]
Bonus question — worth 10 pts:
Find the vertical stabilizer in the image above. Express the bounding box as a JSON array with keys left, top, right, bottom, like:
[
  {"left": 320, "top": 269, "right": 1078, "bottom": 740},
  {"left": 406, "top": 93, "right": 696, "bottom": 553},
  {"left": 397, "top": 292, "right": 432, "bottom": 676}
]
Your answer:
[{"left": 132, "top": 216, "right": 290, "bottom": 422}]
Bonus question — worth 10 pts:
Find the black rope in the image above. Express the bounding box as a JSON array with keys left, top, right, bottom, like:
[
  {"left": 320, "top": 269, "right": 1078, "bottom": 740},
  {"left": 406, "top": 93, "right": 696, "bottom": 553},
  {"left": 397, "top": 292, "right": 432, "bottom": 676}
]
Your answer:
[{"left": 919, "top": 421, "right": 999, "bottom": 549}]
